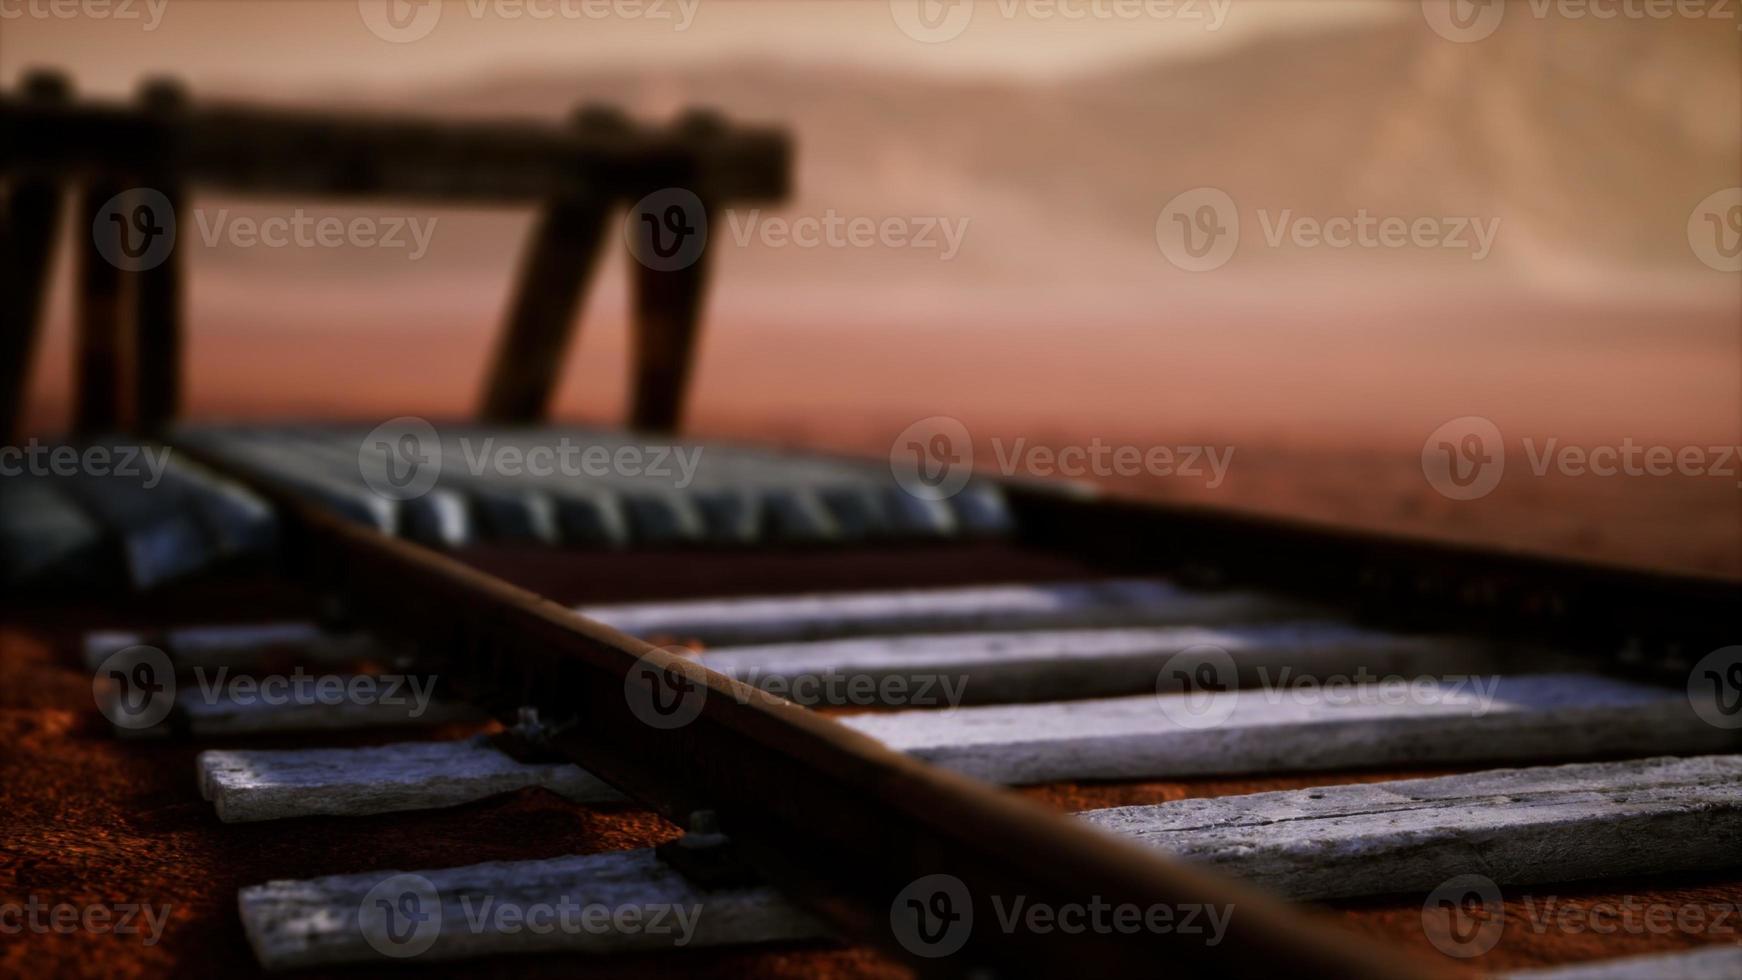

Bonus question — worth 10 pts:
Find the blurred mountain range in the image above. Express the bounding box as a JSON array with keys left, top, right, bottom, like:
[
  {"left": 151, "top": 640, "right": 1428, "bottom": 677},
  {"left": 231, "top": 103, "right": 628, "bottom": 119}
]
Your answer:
[{"left": 225, "top": 9, "right": 1740, "bottom": 292}]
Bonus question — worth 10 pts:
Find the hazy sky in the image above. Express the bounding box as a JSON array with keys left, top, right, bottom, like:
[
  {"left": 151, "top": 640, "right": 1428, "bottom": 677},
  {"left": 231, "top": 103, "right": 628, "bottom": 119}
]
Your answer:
[{"left": 4, "top": 0, "right": 1396, "bottom": 93}]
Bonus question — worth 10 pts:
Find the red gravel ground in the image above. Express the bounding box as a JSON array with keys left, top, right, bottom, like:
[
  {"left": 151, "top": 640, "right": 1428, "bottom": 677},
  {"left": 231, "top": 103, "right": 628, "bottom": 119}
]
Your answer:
[{"left": 3, "top": 547, "right": 1739, "bottom": 978}]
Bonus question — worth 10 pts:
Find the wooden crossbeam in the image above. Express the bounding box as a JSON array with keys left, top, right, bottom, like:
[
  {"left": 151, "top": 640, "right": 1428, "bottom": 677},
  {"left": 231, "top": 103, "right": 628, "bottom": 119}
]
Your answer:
[{"left": 0, "top": 92, "right": 788, "bottom": 204}]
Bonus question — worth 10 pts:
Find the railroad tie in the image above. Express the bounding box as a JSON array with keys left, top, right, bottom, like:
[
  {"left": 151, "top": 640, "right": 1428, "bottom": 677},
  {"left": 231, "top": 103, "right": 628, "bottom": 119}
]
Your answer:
[
  {"left": 238, "top": 848, "right": 828, "bottom": 969},
  {"left": 1077, "top": 755, "right": 1742, "bottom": 901},
  {"left": 839, "top": 673, "right": 1730, "bottom": 783},
  {"left": 580, "top": 578, "right": 1317, "bottom": 646},
  {"left": 193, "top": 673, "right": 1728, "bottom": 822},
  {"left": 1501, "top": 944, "right": 1742, "bottom": 979},
  {"left": 705, "top": 621, "right": 1502, "bottom": 705},
  {"left": 84, "top": 622, "right": 387, "bottom": 672},
  {"left": 198, "top": 736, "right": 623, "bottom": 822}
]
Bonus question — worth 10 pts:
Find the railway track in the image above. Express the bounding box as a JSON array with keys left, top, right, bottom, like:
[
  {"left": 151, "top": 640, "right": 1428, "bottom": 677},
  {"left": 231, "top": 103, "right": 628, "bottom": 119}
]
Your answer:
[
  {"left": 5, "top": 75, "right": 1741, "bottom": 979},
  {"left": 2, "top": 421, "right": 1735, "bottom": 977}
]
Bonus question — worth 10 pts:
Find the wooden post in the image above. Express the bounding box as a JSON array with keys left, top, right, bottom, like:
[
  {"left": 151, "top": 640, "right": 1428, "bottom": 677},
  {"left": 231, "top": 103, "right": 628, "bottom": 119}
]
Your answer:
[
  {"left": 478, "top": 197, "right": 611, "bottom": 423},
  {"left": 74, "top": 178, "right": 132, "bottom": 435},
  {"left": 133, "top": 77, "right": 188, "bottom": 435},
  {"left": 477, "top": 107, "right": 624, "bottom": 424},
  {"left": 628, "top": 237, "right": 712, "bottom": 434},
  {"left": 627, "top": 111, "right": 722, "bottom": 435},
  {"left": 0, "top": 71, "right": 70, "bottom": 443}
]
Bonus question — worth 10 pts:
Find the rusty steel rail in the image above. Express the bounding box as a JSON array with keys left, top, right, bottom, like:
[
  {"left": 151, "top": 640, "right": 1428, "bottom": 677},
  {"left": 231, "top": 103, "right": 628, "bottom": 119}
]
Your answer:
[
  {"left": 1006, "top": 484, "right": 1742, "bottom": 681},
  {"left": 185, "top": 448, "right": 1442, "bottom": 980}
]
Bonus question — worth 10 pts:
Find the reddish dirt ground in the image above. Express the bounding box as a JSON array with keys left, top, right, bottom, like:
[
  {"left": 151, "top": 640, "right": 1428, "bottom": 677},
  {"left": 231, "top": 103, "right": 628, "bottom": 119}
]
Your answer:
[{"left": 4, "top": 548, "right": 1740, "bottom": 978}]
